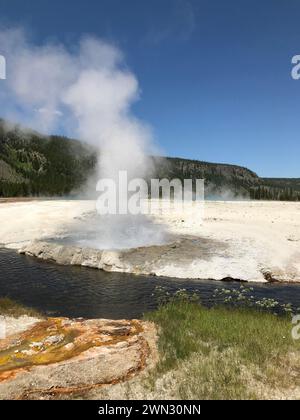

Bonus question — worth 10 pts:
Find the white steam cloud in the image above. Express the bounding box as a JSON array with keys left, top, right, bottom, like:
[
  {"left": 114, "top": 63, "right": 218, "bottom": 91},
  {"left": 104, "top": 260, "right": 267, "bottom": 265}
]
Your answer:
[
  {"left": 0, "top": 28, "right": 152, "bottom": 182},
  {"left": 0, "top": 27, "right": 167, "bottom": 249}
]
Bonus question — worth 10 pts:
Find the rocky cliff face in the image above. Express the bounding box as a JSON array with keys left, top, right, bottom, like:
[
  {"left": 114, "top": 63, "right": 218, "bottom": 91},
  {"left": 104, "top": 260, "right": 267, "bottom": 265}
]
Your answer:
[{"left": 153, "top": 156, "right": 260, "bottom": 198}]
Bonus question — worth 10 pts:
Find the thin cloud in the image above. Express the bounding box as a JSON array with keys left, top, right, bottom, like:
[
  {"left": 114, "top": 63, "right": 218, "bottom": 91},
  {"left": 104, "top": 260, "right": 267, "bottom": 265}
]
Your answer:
[{"left": 145, "top": 0, "right": 196, "bottom": 44}]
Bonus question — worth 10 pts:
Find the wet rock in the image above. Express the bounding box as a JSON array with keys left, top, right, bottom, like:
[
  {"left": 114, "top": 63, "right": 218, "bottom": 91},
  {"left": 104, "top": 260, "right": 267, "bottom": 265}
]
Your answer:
[
  {"left": 100, "top": 250, "right": 127, "bottom": 272},
  {"left": 0, "top": 317, "right": 157, "bottom": 400},
  {"left": 19, "top": 237, "right": 228, "bottom": 279},
  {"left": 44, "top": 334, "right": 64, "bottom": 346}
]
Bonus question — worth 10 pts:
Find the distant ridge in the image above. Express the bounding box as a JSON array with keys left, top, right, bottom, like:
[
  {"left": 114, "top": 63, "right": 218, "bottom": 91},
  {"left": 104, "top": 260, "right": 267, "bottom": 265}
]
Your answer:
[{"left": 0, "top": 119, "right": 299, "bottom": 200}]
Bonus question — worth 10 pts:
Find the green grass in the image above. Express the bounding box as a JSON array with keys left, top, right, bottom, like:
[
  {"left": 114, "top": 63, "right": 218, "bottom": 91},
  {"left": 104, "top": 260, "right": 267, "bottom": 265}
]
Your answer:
[
  {"left": 1, "top": 294, "right": 298, "bottom": 399},
  {"left": 0, "top": 297, "right": 41, "bottom": 317},
  {"left": 144, "top": 301, "right": 300, "bottom": 399}
]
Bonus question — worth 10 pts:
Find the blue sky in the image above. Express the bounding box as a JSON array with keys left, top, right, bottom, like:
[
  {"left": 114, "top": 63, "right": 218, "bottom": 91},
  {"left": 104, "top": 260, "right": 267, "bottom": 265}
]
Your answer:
[{"left": 0, "top": 0, "right": 300, "bottom": 177}]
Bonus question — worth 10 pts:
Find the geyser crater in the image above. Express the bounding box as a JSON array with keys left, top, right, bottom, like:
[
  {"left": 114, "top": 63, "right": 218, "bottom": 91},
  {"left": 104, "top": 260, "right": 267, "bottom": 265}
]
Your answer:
[{"left": 49, "top": 212, "right": 173, "bottom": 251}]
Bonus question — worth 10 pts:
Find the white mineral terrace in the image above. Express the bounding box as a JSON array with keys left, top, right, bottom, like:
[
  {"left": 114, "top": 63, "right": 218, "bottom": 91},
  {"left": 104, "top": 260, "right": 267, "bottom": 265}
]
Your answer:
[{"left": 0, "top": 199, "right": 300, "bottom": 282}]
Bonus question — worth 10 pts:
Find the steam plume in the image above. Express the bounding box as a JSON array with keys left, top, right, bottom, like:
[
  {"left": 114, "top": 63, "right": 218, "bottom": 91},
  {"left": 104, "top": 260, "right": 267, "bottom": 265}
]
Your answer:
[
  {"left": 0, "top": 27, "right": 166, "bottom": 249},
  {"left": 0, "top": 28, "right": 152, "bottom": 181}
]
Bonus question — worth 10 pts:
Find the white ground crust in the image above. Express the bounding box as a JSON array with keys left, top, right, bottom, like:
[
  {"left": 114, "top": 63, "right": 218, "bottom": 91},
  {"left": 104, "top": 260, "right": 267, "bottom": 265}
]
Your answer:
[
  {"left": 0, "top": 199, "right": 300, "bottom": 282},
  {"left": 1, "top": 316, "right": 40, "bottom": 336}
]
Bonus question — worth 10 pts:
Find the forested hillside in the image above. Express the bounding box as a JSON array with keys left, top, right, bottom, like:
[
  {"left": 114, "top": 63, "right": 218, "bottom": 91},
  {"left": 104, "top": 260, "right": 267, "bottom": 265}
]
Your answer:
[
  {"left": 0, "top": 119, "right": 299, "bottom": 200},
  {"left": 153, "top": 157, "right": 300, "bottom": 200},
  {"left": 153, "top": 156, "right": 260, "bottom": 198},
  {"left": 0, "top": 120, "right": 96, "bottom": 196}
]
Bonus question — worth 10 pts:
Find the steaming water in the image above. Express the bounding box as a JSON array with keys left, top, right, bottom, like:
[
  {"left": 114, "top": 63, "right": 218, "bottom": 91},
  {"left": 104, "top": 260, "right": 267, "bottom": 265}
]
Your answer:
[
  {"left": 0, "top": 248, "right": 300, "bottom": 319},
  {"left": 54, "top": 213, "right": 171, "bottom": 250}
]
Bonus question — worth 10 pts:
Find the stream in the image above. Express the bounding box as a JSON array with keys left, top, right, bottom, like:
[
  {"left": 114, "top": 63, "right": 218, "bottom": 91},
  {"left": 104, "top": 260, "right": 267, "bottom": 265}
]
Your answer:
[{"left": 0, "top": 248, "right": 300, "bottom": 319}]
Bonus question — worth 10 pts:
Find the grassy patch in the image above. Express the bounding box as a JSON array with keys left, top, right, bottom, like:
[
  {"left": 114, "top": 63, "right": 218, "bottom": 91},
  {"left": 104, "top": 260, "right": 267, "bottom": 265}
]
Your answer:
[
  {"left": 144, "top": 301, "right": 300, "bottom": 399},
  {"left": 0, "top": 297, "right": 41, "bottom": 317}
]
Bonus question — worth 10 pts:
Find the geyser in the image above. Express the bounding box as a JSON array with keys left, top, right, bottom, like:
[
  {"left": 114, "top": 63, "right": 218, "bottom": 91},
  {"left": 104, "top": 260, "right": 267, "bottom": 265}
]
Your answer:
[
  {"left": 0, "top": 27, "right": 166, "bottom": 249},
  {"left": 58, "top": 212, "right": 171, "bottom": 250}
]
